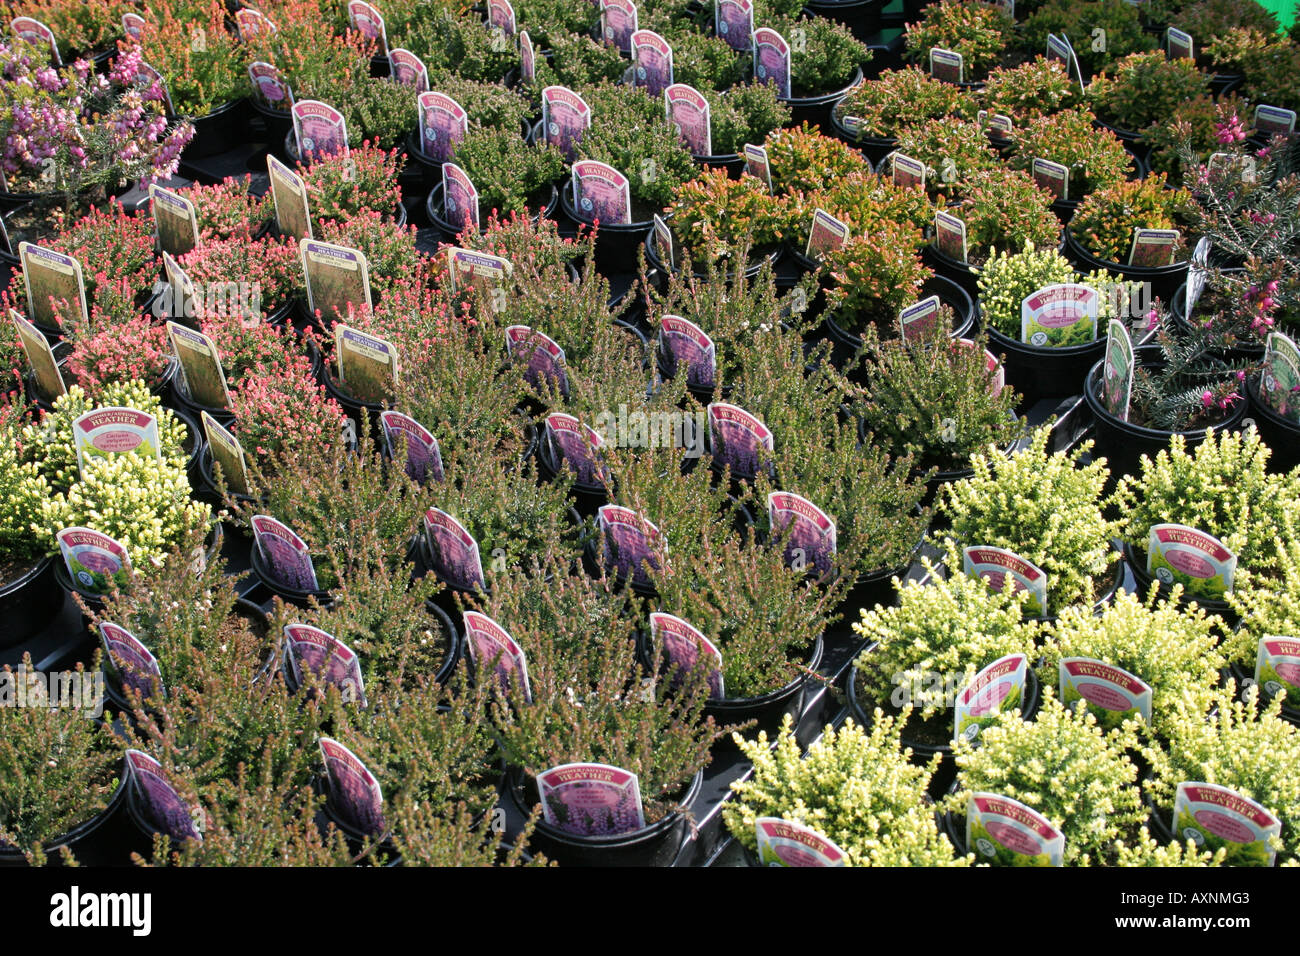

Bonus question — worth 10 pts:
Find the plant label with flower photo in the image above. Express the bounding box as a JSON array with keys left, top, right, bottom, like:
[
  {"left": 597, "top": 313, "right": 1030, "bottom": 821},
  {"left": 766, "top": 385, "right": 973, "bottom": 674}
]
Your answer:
[
  {"left": 462, "top": 610, "right": 533, "bottom": 702},
  {"left": 631, "top": 30, "right": 673, "bottom": 96},
  {"left": 898, "top": 295, "right": 944, "bottom": 342},
  {"left": 1255, "top": 636, "right": 1300, "bottom": 710},
  {"left": 597, "top": 504, "right": 664, "bottom": 586},
  {"left": 99, "top": 621, "right": 163, "bottom": 702},
  {"left": 388, "top": 48, "right": 429, "bottom": 91},
  {"left": 804, "top": 208, "right": 850, "bottom": 260},
  {"left": 125, "top": 750, "right": 201, "bottom": 842},
  {"left": 665, "top": 84, "right": 711, "bottom": 156},
  {"left": 649, "top": 611, "right": 724, "bottom": 699},
  {"left": 423, "top": 507, "right": 485, "bottom": 592},
  {"left": 1253, "top": 104, "right": 1296, "bottom": 137},
  {"left": 652, "top": 214, "right": 675, "bottom": 272},
  {"left": 977, "top": 109, "right": 1013, "bottom": 136},
  {"left": 301, "top": 239, "right": 371, "bottom": 325},
  {"left": 236, "top": 8, "right": 277, "bottom": 40},
  {"left": 891, "top": 153, "right": 926, "bottom": 190},
  {"left": 200, "top": 411, "right": 250, "bottom": 496},
  {"left": 1207, "top": 151, "right": 1256, "bottom": 184},
  {"left": 57, "top": 527, "right": 132, "bottom": 595},
  {"left": 334, "top": 324, "right": 398, "bottom": 404},
  {"left": 418, "top": 91, "right": 467, "bottom": 163},
  {"left": 133, "top": 61, "right": 175, "bottom": 115},
  {"left": 934, "top": 209, "right": 967, "bottom": 263},
  {"left": 19, "top": 242, "right": 87, "bottom": 331},
  {"left": 292, "top": 100, "right": 349, "bottom": 163},
  {"left": 11, "top": 17, "right": 59, "bottom": 64},
  {"left": 161, "top": 250, "right": 200, "bottom": 324},
  {"left": 1031, "top": 157, "right": 1069, "bottom": 201},
  {"left": 10, "top": 308, "right": 64, "bottom": 403},
  {"left": 445, "top": 247, "right": 512, "bottom": 304},
  {"left": 537, "top": 763, "right": 646, "bottom": 837},
  {"left": 1184, "top": 236, "right": 1211, "bottom": 317},
  {"left": 319, "top": 738, "right": 385, "bottom": 837},
  {"left": 1059, "top": 658, "right": 1152, "bottom": 728},
  {"left": 966, "top": 793, "right": 1063, "bottom": 866},
  {"left": 715, "top": 0, "right": 754, "bottom": 51},
  {"left": 953, "top": 653, "right": 1029, "bottom": 744},
  {"left": 742, "top": 143, "right": 772, "bottom": 192},
  {"left": 72, "top": 407, "right": 161, "bottom": 475},
  {"left": 1128, "top": 228, "right": 1180, "bottom": 268},
  {"left": 956, "top": 337, "right": 1005, "bottom": 395},
  {"left": 488, "top": 0, "right": 516, "bottom": 36},
  {"left": 249, "top": 61, "right": 291, "bottom": 107},
  {"left": 601, "top": 0, "right": 637, "bottom": 53},
  {"left": 768, "top": 491, "right": 835, "bottom": 582},
  {"left": 167, "top": 322, "right": 230, "bottom": 409},
  {"left": 122, "top": 12, "right": 147, "bottom": 40},
  {"left": 658, "top": 313, "right": 715, "bottom": 389},
  {"left": 752, "top": 28, "right": 790, "bottom": 99},
  {"left": 545, "top": 412, "right": 608, "bottom": 488},
  {"left": 1172, "top": 782, "right": 1280, "bottom": 867},
  {"left": 442, "top": 162, "right": 480, "bottom": 232},
  {"left": 1045, "top": 33, "right": 1084, "bottom": 93},
  {"left": 1102, "top": 319, "right": 1134, "bottom": 421},
  {"left": 929, "top": 47, "right": 963, "bottom": 83},
  {"left": 542, "top": 86, "right": 591, "bottom": 159},
  {"left": 519, "top": 31, "right": 536, "bottom": 81},
  {"left": 571, "top": 159, "right": 630, "bottom": 226},
  {"left": 380, "top": 410, "right": 443, "bottom": 483},
  {"left": 962, "top": 546, "right": 1048, "bottom": 617},
  {"left": 347, "top": 0, "right": 388, "bottom": 55},
  {"left": 267, "top": 154, "right": 312, "bottom": 241},
  {"left": 1146, "top": 524, "right": 1236, "bottom": 600},
  {"left": 251, "top": 514, "right": 319, "bottom": 592},
  {"left": 284, "top": 623, "right": 366, "bottom": 706},
  {"left": 754, "top": 818, "right": 847, "bottom": 866},
  {"left": 505, "top": 324, "right": 569, "bottom": 399},
  {"left": 707, "top": 401, "right": 773, "bottom": 480},
  {"left": 148, "top": 185, "right": 200, "bottom": 259},
  {"left": 1165, "top": 26, "right": 1193, "bottom": 60},
  {"left": 1260, "top": 331, "right": 1300, "bottom": 422},
  {"left": 1020, "top": 282, "right": 1098, "bottom": 348}
]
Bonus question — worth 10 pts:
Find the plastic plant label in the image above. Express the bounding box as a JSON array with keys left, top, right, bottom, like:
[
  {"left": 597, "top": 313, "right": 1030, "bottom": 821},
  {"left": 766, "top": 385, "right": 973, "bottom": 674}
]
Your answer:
[
  {"left": 160, "top": 250, "right": 200, "bottom": 324},
  {"left": 1128, "top": 228, "right": 1180, "bottom": 268},
  {"left": 1045, "top": 33, "right": 1083, "bottom": 92},
  {"left": 715, "top": 0, "right": 754, "bottom": 51},
  {"left": 334, "top": 324, "right": 398, "bottom": 404},
  {"left": 652, "top": 214, "right": 675, "bottom": 271},
  {"left": 537, "top": 763, "right": 646, "bottom": 837},
  {"left": 248, "top": 61, "right": 290, "bottom": 107},
  {"left": 149, "top": 184, "right": 200, "bottom": 258},
  {"left": 1059, "top": 658, "right": 1152, "bottom": 727},
  {"left": 250, "top": 515, "right": 319, "bottom": 592},
  {"left": 284, "top": 623, "right": 366, "bottom": 705},
  {"left": 649, "top": 612, "right": 724, "bottom": 699},
  {"left": 953, "top": 653, "right": 1029, "bottom": 744},
  {"left": 957, "top": 337, "right": 1005, "bottom": 396},
  {"left": 125, "top": 751, "right": 201, "bottom": 842},
  {"left": 899, "top": 295, "right": 943, "bottom": 342},
  {"left": 963, "top": 546, "right": 1048, "bottom": 617},
  {"left": 505, "top": 324, "right": 569, "bottom": 399},
  {"left": 934, "top": 209, "right": 967, "bottom": 263},
  {"left": 1102, "top": 318, "right": 1134, "bottom": 422},
  {"left": 707, "top": 401, "right": 773, "bottom": 481},
  {"left": 658, "top": 313, "right": 715, "bottom": 389},
  {"left": 601, "top": 0, "right": 637, "bottom": 53},
  {"left": 200, "top": 411, "right": 250, "bottom": 496},
  {"left": 597, "top": 504, "right": 663, "bottom": 587},
  {"left": 122, "top": 12, "right": 147, "bottom": 39},
  {"left": 11, "top": 17, "right": 59, "bottom": 64},
  {"left": 72, "top": 407, "right": 161, "bottom": 475},
  {"left": 891, "top": 153, "right": 926, "bottom": 190},
  {"left": 571, "top": 159, "right": 630, "bottom": 225},
  {"left": 1172, "top": 782, "right": 1280, "bottom": 867},
  {"left": 0, "top": 212, "right": 10, "bottom": 256},
  {"left": 545, "top": 412, "right": 607, "bottom": 488},
  {"left": 19, "top": 242, "right": 87, "bottom": 331},
  {"left": 418, "top": 91, "right": 467, "bottom": 163},
  {"left": 1020, "top": 282, "right": 1099, "bottom": 348},
  {"left": 804, "top": 208, "right": 850, "bottom": 260},
  {"left": 742, "top": 143, "right": 772, "bottom": 192},
  {"left": 319, "top": 738, "right": 385, "bottom": 837},
  {"left": 754, "top": 818, "right": 846, "bottom": 866},
  {"left": 752, "top": 27, "right": 790, "bottom": 99},
  {"left": 99, "top": 622, "right": 163, "bottom": 702},
  {"left": 133, "top": 60, "right": 175, "bottom": 115},
  {"left": 665, "top": 83, "right": 711, "bottom": 156},
  {"left": 267, "top": 154, "right": 311, "bottom": 241},
  {"left": 379, "top": 410, "right": 443, "bottom": 483},
  {"left": 388, "top": 48, "right": 429, "bottom": 91},
  {"left": 768, "top": 490, "right": 835, "bottom": 581},
  {"left": 541, "top": 86, "right": 591, "bottom": 159},
  {"left": 1185, "top": 236, "right": 1211, "bottom": 317},
  {"left": 57, "top": 527, "right": 131, "bottom": 595},
  {"left": 1260, "top": 331, "right": 1300, "bottom": 422},
  {"left": 929, "top": 46, "right": 963, "bottom": 83},
  {"left": 167, "top": 322, "right": 230, "bottom": 409},
  {"left": 1166, "top": 26, "right": 1193, "bottom": 59},
  {"left": 1031, "top": 157, "right": 1069, "bottom": 201},
  {"left": 1207, "top": 151, "right": 1256, "bottom": 184},
  {"left": 423, "top": 507, "right": 485, "bottom": 592},
  {"left": 291, "top": 100, "right": 348, "bottom": 162},
  {"left": 236, "top": 8, "right": 277, "bottom": 39},
  {"left": 445, "top": 246, "right": 512, "bottom": 300},
  {"left": 631, "top": 29, "right": 673, "bottom": 96},
  {"left": 488, "top": 0, "right": 516, "bottom": 36},
  {"left": 966, "top": 793, "right": 1063, "bottom": 866},
  {"left": 347, "top": 0, "right": 388, "bottom": 55},
  {"left": 10, "top": 308, "right": 64, "bottom": 403},
  {"left": 442, "top": 161, "right": 480, "bottom": 232},
  {"left": 301, "top": 239, "right": 371, "bottom": 325},
  {"left": 1254, "top": 104, "right": 1296, "bottom": 137},
  {"left": 1255, "top": 636, "right": 1300, "bottom": 710},
  {"left": 1146, "top": 524, "right": 1236, "bottom": 600},
  {"left": 462, "top": 610, "right": 532, "bottom": 702},
  {"left": 519, "top": 31, "right": 535, "bottom": 81},
  {"left": 977, "top": 109, "right": 1013, "bottom": 135}
]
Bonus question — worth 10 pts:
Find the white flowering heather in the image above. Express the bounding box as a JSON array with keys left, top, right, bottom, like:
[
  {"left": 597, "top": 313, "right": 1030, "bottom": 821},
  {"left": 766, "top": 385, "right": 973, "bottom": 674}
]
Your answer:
[
  {"left": 938, "top": 427, "right": 1121, "bottom": 613},
  {"left": 949, "top": 691, "right": 1147, "bottom": 866},
  {"left": 724, "top": 713, "right": 970, "bottom": 866},
  {"left": 852, "top": 561, "right": 1041, "bottom": 720},
  {"left": 1226, "top": 512, "right": 1300, "bottom": 668},
  {"left": 1040, "top": 585, "right": 1225, "bottom": 737}
]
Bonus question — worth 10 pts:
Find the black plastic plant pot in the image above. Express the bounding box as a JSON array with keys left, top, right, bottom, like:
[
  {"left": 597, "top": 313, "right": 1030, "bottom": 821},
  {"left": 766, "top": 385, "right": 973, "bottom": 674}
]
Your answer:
[
  {"left": 1208, "top": 72, "right": 1243, "bottom": 98},
  {"left": 1246, "top": 374, "right": 1300, "bottom": 475},
  {"left": 369, "top": 52, "right": 390, "bottom": 78},
  {"left": 831, "top": 548, "right": 922, "bottom": 624},
  {"left": 642, "top": 228, "right": 784, "bottom": 285},
  {"left": 56, "top": 524, "right": 224, "bottom": 616},
  {"left": 404, "top": 130, "right": 444, "bottom": 190},
  {"left": 826, "top": 104, "right": 895, "bottom": 166},
  {"left": 1044, "top": 151, "right": 1148, "bottom": 226},
  {"left": 506, "top": 767, "right": 702, "bottom": 867},
  {"left": 248, "top": 533, "right": 335, "bottom": 609},
  {"left": 779, "top": 67, "right": 864, "bottom": 131},
  {"left": 1228, "top": 660, "right": 1300, "bottom": 727},
  {"left": 0, "top": 762, "right": 147, "bottom": 867},
  {"left": 0, "top": 555, "right": 63, "bottom": 651},
  {"left": 822, "top": 273, "right": 977, "bottom": 373},
  {"left": 984, "top": 323, "right": 1107, "bottom": 406},
  {"left": 1064, "top": 228, "right": 1190, "bottom": 306},
  {"left": 558, "top": 186, "right": 653, "bottom": 276},
  {"left": 535, "top": 431, "right": 610, "bottom": 518},
  {"left": 426, "top": 181, "right": 559, "bottom": 243},
  {"left": 803, "top": 0, "right": 886, "bottom": 41},
  {"left": 691, "top": 151, "right": 745, "bottom": 178},
  {"left": 1123, "top": 539, "right": 1237, "bottom": 625},
  {"left": 1169, "top": 269, "right": 1266, "bottom": 363},
  {"left": 412, "top": 533, "right": 491, "bottom": 617},
  {"left": 704, "top": 634, "right": 825, "bottom": 748},
  {"left": 1095, "top": 117, "right": 1143, "bottom": 147},
  {"left": 182, "top": 98, "right": 252, "bottom": 160}
]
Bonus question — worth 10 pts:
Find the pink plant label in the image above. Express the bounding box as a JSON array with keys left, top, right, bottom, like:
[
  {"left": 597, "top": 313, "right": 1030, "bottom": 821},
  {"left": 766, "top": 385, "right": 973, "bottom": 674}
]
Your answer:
[
  {"left": 957, "top": 337, "right": 1005, "bottom": 396},
  {"left": 125, "top": 750, "right": 201, "bottom": 842},
  {"left": 122, "top": 13, "right": 147, "bottom": 40},
  {"left": 1256, "top": 636, "right": 1300, "bottom": 709},
  {"left": 665, "top": 83, "right": 711, "bottom": 156},
  {"left": 966, "top": 792, "right": 1063, "bottom": 866},
  {"left": 652, "top": 214, "right": 674, "bottom": 271},
  {"left": 1128, "top": 228, "right": 1180, "bottom": 268},
  {"left": 707, "top": 401, "right": 772, "bottom": 480},
  {"left": 462, "top": 610, "right": 532, "bottom": 702},
  {"left": 1261, "top": 331, "right": 1300, "bottom": 422},
  {"left": 248, "top": 61, "right": 290, "bottom": 106},
  {"left": 752, "top": 27, "right": 790, "bottom": 99},
  {"left": 388, "top": 48, "right": 429, "bottom": 91},
  {"left": 236, "top": 8, "right": 276, "bottom": 40},
  {"left": 1102, "top": 319, "right": 1134, "bottom": 422},
  {"left": 319, "top": 737, "right": 385, "bottom": 837},
  {"left": 804, "top": 207, "right": 850, "bottom": 260},
  {"left": 934, "top": 210, "right": 967, "bottom": 263},
  {"left": 1146, "top": 524, "right": 1236, "bottom": 600},
  {"left": 505, "top": 324, "right": 569, "bottom": 399},
  {"left": 537, "top": 763, "right": 646, "bottom": 837},
  {"left": 347, "top": 0, "right": 388, "bottom": 54},
  {"left": 571, "top": 159, "right": 631, "bottom": 225},
  {"left": 19, "top": 241, "right": 87, "bottom": 331},
  {"left": 742, "top": 143, "right": 772, "bottom": 192},
  {"left": 962, "top": 546, "right": 1048, "bottom": 617},
  {"left": 266, "top": 154, "right": 311, "bottom": 241},
  {"left": 71, "top": 407, "right": 161, "bottom": 474},
  {"left": 899, "top": 295, "right": 943, "bottom": 342},
  {"left": 488, "top": 0, "right": 516, "bottom": 36},
  {"left": 379, "top": 410, "right": 443, "bottom": 483},
  {"left": 1031, "top": 157, "right": 1069, "bottom": 201},
  {"left": 658, "top": 313, "right": 716, "bottom": 389},
  {"left": 1172, "top": 782, "right": 1280, "bottom": 866},
  {"left": 929, "top": 47, "right": 963, "bottom": 83},
  {"left": 418, "top": 91, "right": 467, "bottom": 163},
  {"left": 754, "top": 818, "right": 847, "bottom": 866},
  {"left": 715, "top": 0, "right": 754, "bottom": 52},
  {"left": 291, "top": 100, "right": 349, "bottom": 162},
  {"left": 200, "top": 410, "right": 249, "bottom": 496},
  {"left": 1059, "top": 658, "right": 1152, "bottom": 724},
  {"left": 597, "top": 504, "right": 663, "bottom": 586},
  {"left": 442, "top": 161, "right": 480, "bottom": 232},
  {"left": 545, "top": 412, "right": 608, "bottom": 489},
  {"left": 1020, "top": 282, "right": 1098, "bottom": 348},
  {"left": 99, "top": 622, "right": 163, "bottom": 702},
  {"left": 301, "top": 239, "right": 371, "bottom": 324},
  {"left": 768, "top": 490, "right": 835, "bottom": 582},
  {"left": 423, "top": 506, "right": 485, "bottom": 593},
  {"left": 11, "top": 17, "right": 59, "bottom": 64},
  {"left": 891, "top": 153, "right": 926, "bottom": 190},
  {"left": 1254, "top": 105, "right": 1297, "bottom": 137},
  {"left": 649, "top": 611, "right": 724, "bottom": 699},
  {"left": 284, "top": 623, "right": 366, "bottom": 706},
  {"left": 601, "top": 0, "right": 637, "bottom": 53},
  {"left": 167, "top": 322, "right": 230, "bottom": 409},
  {"left": 953, "top": 653, "right": 1029, "bottom": 744},
  {"left": 519, "top": 30, "right": 535, "bottom": 81},
  {"left": 542, "top": 86, "right": 591, "bottom": 159},
  {"left": 1166, "top": 26, "right": 1193, "bottom": 60},
  {"left": 250, "top": 514, "right": 319, "bottom": 593},
  {"left": 57, "top": 527, "right": 131, "bottom": 595},
  {"left": 149, "top": 184, "right": 200, "bottom": 258},
  {"left": 10, "top": 308, "right": 64, "bottom": 403},
  {"left": 632, "top": 29, "right": 673, "bottom": 97}
]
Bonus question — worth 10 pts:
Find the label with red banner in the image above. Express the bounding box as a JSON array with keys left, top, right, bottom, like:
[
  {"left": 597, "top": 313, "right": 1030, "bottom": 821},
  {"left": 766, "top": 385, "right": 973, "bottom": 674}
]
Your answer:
[
  {"left": 1146, "top": 524, "right": 1236, "bottom": 601},
  {"left": 665, "top": 83, "right": 711, "bottom": 156},
  {"left": 462, "top": 610, "right": 532, "bottom": 702},
  {"left": 597, "top": 504, "right": 663, "bottom": 587},
  {"left": 541, "top": 86, "right": 590, "bottom": 159},
  {"left": 248, "top": 61, "right": 290, "bottom": 107},
  {"left": 707, "top": 402, "right": 773, "bottom": 480},
  {"left": 545, "top": 412, "right": 607, "bottom": 489},
  {"left": 520, "top": 30, "right": 535, "bottom": 81},
  {"left": 752, "top": 27, "right": 789, "bottom": 98},
  {"left": 442, "top": 161, "right": 480, "bottom": 232},
  {"left": 1059, "top": 658, "right": 1152, "bottom": 726},
  {"left": 379, "top": 410, "right": 443, "bottom": 483},
  {"left": 505, "top": 324, "right": 569, "bottom": 399},
  {"left": 601, "top": 0, "right": 637, "bottom": 52},
  {"left": 537, "top": 763, "right": 646, "bottom": 837},
  {"left": 291, "top": 100, "right": 348, "bottom": 161},
  {"left": 632, "top": 29, "right": 673, "bottom": 96},
  {"left": 953, "top": 653, "right": 1029, "bottom": 744},
  {"left": 122, "top": 13, "right": 147, "bottom": 40},
  {"left": 388, "top": 48, "right": 428, "bottom": 91},
  {"left": 99, "top": 622, "right": 163, "bottom": 702},
  {"left": 967, "top": 792, "right": 1063, "bottom": 866},
  {"left": 768, "top": 491, "right": 835, "bottom": 582},
  {"left": 72, "top": 408, "right": 161, "bottom": 473},
  {"left": 715, "top": 0, "right": 753, "bottom": 51},
  {"left": 658, "top": 313, "right": 715, "bottom": 389},
  {"left": 571, "top": 159, "right": 630, "bottom": 225},
  {"left": 1020, "top": 282, "right": 1098, "bottom": 348},
  {"left": 956, "top": 337, "right": 1005, "bottom": 396},
  {"left": 319, "top": 737, "right": 385, "bottom": 837},
  {"left": 251, "top": 515, "right": 318, "bottom": 592},
  {"left": 755, "top": 818, "right": 847, "bottom": 866},
  {"left": 236, "top": 8, "right": 277, "bottom": 40},
  {"left": 1256, "top": 636, "right": 1300, "bottom": 710},
  {"left": 11, "top": 17, "right": 59, "bottom": 64},
  {"left": 126, "top": 750, "right": 201, "bottom": 841},
  {"left": 422, "top": 507, "right": 484, "bottom": 593},
  {"left": 283, "top": 623, "right": 366, "bottom": 705},
  {"left": 649, "top": 612, "right": 724, "bottom": 699},
  {"left": 962, "top": 546, "right": 1047, "bottom": 617},
  {"left": 418, "top": 90, "right": 467, "bottom": 162},
  {"left": 57, "top": 527, "right": 132, "bottom": 595},
  {"left": 1172, "top": 782, "right": 1280, "bottom": 866},
  {"left": 347, "top": 0, "right": 388, "bottom": 54}
]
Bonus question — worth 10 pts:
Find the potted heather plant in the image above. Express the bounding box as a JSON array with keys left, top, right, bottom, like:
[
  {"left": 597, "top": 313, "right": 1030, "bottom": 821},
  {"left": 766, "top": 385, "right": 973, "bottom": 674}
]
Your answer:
[
  {"left": 178, "top": 178, "right": 271, "bottom": 243},
  {"left": 830, "top": 66, "right": 972, "bottom": 163},
  {"left": 763, "top": 122, "right": 872, "bottom": 197},
  {"left": 1007, "top": 107, "right": 1136, "bottom": 220},
  {"left": 63, "top": 312, "right": 173, "bottom": 399},
  {"left": 1202, "top": 27, "right": 1300, "bottom": 114},
  {"left": 690, "top": 82, "right": 791, "bottom": 172},
  {"left": 177, "top": 234, "right": 307, "bottom": 328},
  {"left": 1020, "top": 0, "right": 1156, "bottom": 78},
  {"left": 763, "top": 14, "right": 871, "bottom": 128},
  {"left": 398, "top": 10, "right": 520, "bottom": 85},
  {"left": 1225, "top": 514, "right": 1300, "bottom": 718},
  {"left": 891, "top": 116, "right": 1002, "bottom": 201},
  {"left": 0, "top": 409, "right": 62, "bottom": 647},
  {"left": 978, "top": 57, "right": 1082, "bottom": 126},
  {"left": 415, "top": 76, "right": 531, "bottom": 183},
  {"left": 904, "top": 0, "right": 1016, "bottom": 84},
  {"left": 7, "top": 0, "right": 121, "bottom": 64},
  {"left": 1142, "top": 93, "right": 1250, "bottom": 188},
  {"left": 667, "top": 30, "right": 748, "bottom": 92},
  {"left": 1087, "top": 51, "right": 1211, "bottom": 143},
  {"left": 527, "top": 32, "right": 627, "bottom": 93},
  {"left": 297, "top": 143, "right": 406, "bottom": 234},
  {"left": 651, "top": 169, "right": 784, "bottom": 277}
]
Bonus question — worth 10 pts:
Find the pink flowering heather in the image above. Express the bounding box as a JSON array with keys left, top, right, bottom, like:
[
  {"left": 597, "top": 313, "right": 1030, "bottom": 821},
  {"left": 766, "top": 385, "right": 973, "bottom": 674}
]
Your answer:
[
  {"left": 179, "top": 234, "right": 305, "bottom": 322},
  {"left": 298, "top": 141, "right": 404, "bottom": 229},
  {"left": 227, "top": 353, "right": 348, "bottom": 465},
  {"left": 179, "top": 177, "right": 271, "bottom": 242},
  {"left": 65, "top": 311, "right": 170, "bottom": 393},
  {"left": 199, "top": 312, "right": 298, "bottom": 385},
  {"left": 315, "top": 210, "right": 419, "bottom": 299}
]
